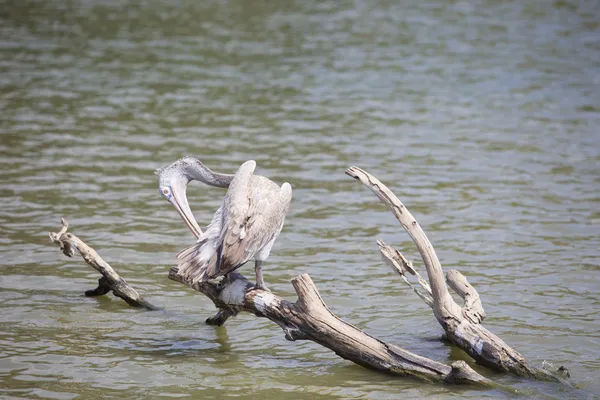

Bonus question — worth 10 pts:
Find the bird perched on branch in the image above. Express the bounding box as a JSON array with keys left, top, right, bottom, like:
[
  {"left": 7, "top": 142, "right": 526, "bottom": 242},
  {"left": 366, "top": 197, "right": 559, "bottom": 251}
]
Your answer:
[{"left": 157, "top": 157, "right": 292, "bottom": 291}]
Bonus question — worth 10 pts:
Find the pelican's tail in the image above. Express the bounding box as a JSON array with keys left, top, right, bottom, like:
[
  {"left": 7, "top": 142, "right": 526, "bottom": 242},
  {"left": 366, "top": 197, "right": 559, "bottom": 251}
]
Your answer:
[
  {"left": 176, "top": 238, "right": 219, "bottom": 284},
  {"left": 176, "top": 205, "right": 223, "bottom": 284}
]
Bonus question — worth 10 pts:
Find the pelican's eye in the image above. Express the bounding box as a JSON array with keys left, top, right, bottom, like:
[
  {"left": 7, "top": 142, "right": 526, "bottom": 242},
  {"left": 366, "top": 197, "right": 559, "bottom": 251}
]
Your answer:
[{"left": 161, "top": 186, "right": 172, "bottom": 199}]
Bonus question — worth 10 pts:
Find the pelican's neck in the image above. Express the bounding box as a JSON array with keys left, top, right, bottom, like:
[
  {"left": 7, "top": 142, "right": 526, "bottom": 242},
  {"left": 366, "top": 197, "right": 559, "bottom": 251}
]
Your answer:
[{"left": 187, "top": 160, "right": 234, "bottom": 188}]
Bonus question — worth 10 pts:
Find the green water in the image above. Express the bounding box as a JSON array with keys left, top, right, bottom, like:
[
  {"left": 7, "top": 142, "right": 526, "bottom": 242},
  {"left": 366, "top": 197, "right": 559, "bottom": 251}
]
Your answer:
[{"left": 1, "top": 0, "right": 599, "bottom": 398}]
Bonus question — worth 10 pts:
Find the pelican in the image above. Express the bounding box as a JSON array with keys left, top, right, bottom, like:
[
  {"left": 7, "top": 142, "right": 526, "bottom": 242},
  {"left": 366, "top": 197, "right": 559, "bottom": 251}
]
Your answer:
[{"left": 156, "top": 157, "right": 292, "bottom": 291}]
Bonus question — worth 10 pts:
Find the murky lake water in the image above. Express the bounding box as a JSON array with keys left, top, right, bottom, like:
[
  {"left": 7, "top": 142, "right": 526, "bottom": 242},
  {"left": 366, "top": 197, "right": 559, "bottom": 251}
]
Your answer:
[{"left": 1, "top": 0, "right": 599, "bottom": 398}]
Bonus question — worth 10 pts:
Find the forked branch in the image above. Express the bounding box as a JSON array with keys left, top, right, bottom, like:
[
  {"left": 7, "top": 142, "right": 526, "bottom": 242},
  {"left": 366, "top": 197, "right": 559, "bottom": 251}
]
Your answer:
[
  {"left": 378, "top": 239, "right": 433, "bottom": 307},
  {"left": 49, "top": 218, "right": 492, "bottom": 386},
  {"left": 168, "top": 267, "right": 493, "bottom": 386},
  {"left": 446, "top": 269, "right": 486, "bottom": 324},
  {"left": 346, "top": 166, "right": 565, "bottom": 381}
]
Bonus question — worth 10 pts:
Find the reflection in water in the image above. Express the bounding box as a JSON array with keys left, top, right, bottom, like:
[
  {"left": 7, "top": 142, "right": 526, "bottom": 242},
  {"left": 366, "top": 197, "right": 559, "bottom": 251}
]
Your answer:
[
  {"left": 215, "top": 325, "right": 232, "bottom": 354},
  {"left": 1, "top": 0, "right": 599, "bottom": 398}
]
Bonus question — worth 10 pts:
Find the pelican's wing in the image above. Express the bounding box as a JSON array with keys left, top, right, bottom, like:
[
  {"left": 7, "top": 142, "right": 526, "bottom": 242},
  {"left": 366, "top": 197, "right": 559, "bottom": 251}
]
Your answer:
[
  {"left": 217, "top": 178, "right": 292, "bottom": 276},
  {"left": 175, "top": 160, "right": 255, "bottom": 282}
]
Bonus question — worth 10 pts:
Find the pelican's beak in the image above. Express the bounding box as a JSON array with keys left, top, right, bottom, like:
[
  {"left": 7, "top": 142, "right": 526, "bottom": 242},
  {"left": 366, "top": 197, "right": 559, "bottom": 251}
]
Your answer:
[{"left": 170, "top": 179, "right": 203, "bottom": 239}]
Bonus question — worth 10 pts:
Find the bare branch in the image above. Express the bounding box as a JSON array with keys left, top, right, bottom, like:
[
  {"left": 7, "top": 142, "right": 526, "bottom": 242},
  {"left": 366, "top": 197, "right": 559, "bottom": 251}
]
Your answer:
[
  {"left": 49, "top": 218, "right": 159, "bottom": 310},
  {"left": 378, "top": 240, "right": 433, "bottom": 307},
  {"left": 168, "top": 267, "right": 493, "bottom": 386},
  {"left": 347, "top": 166, "right": 565, "bottom": 381},
  {"left": 345, "top": 166, "right": 461, "bottom": 321},
  {"left": 446, "top": 269, "right": 486, "bottom": 324}
]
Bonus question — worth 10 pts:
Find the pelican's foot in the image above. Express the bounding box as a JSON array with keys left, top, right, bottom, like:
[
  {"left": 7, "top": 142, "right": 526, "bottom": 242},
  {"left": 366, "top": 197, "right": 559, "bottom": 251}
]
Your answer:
[
  {"left": 252, "top": 283, "right": 271, "bottom": 292},
  {"left": 253, "top": 261, "right": 270, "bottom": 292}
]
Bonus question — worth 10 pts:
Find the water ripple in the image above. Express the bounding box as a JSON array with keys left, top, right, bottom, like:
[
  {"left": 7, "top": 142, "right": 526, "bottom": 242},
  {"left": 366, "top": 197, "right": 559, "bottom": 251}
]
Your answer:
[{"left": 1, "top": 0, "right": 599, "bottom": 398}]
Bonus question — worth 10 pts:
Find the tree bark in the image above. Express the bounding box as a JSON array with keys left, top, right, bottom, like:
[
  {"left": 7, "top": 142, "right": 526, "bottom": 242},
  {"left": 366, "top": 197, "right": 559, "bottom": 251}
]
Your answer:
[
  {"left": 346, "top": 166, "right": 566, "bottom": 381},
  {"left": 49, "top": 218, "right": 159, "bottom": 310},
  {"left": 49, "top": 217, "right": 493, "bottom": 386},
  {"left": 168, "top": 268, "right": 493, "bottom": 386}
]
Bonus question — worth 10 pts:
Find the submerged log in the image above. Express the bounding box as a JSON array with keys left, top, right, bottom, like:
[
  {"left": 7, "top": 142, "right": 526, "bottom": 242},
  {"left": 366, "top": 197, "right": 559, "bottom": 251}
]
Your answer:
[
  {"left": 346, "top": 166, "right": 566, "bottom": 381},
  {"left": 49, "top": 217, "right": 493, "bottom": 386},
  {"left": 168, "top": 267, "right": 493, "bottom": 385},
  {"left": 49, "top": 218, "right": 159, "bottom": 310}
]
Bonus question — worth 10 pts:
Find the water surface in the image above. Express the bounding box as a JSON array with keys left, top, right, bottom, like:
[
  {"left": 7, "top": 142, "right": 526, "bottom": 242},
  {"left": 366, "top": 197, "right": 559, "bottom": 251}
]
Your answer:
[{"left": 1, "top": 0, "right": 599, "bottom": 398}]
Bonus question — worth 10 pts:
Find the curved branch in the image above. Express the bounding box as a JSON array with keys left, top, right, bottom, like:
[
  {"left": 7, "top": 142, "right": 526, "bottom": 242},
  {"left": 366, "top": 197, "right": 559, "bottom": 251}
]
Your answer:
[
  {"left": 49, "top": 218, "right": 159, "bottom": 310},
  {"left": 346, "top": 166, "right": 565, "bottom": 381},
  {"left": 446, "top": 269, "right": 486, "bottom": 324},
  {"left": 49, "top": 219, "right": 498, "bottom": 386},
  {"left": 345, "top": 166, "right": 461, "bottom": 322},
  {"left": 378, "top": 240, "right": 433, "bottom": 307},
  {"left": 168, "top": 267, "right": 493, "bottom": 386}
]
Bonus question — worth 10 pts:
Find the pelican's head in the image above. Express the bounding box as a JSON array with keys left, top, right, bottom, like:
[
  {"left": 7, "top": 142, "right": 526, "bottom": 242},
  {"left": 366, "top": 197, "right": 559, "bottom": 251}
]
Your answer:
[{"left": 156, "top": 157, "right": 203, "bottom": 238}]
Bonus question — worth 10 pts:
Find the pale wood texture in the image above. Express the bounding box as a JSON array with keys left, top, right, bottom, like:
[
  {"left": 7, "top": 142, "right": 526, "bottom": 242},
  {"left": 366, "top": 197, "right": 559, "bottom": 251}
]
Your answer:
[
  {"left": 346, "top": 166, "right": 564, "bottom": 381},
  {"left": 49, "top": 218, "right": 158, "bottom": 310},
  {"left": 446, "top": 269, "right": 486, "bottom": 324},
  {"left": 378, "top": 239, "right": 433, "bottom": 307},
  {"left": 48, "top": 218, "right": 493, "bottom": 385},
  {"left": 168, "top": 267, "right": 493, "bottom": 386}
]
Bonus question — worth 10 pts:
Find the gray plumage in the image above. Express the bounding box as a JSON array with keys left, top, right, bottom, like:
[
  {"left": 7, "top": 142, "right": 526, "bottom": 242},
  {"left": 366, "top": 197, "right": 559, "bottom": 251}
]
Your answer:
[{"left": 158, "top": 158, "right": 292, "bottom": 290}]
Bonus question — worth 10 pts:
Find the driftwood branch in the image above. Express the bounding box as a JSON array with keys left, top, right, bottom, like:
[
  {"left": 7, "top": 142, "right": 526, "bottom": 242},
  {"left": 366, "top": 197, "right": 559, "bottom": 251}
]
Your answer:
[
  {"left": 346, "top": 166, "right": 566, "bottom": 381},
  {"left": 378, "top": 241, "right": 485, "bottom": 323},
  {"left": 168, "top": 267, "right": 493, "bottom": 386},
  {"left": 49, "top": 218, "right": 159, "bottom": 310},
  {"left": 446, "top": 269, "right": 486, "bottom": 324},
  {"left": 48, "top": 218, "right": 494, "bottom": 385},
  {"left": 378, "top": 239, "right": 433, "bottom": 307}
]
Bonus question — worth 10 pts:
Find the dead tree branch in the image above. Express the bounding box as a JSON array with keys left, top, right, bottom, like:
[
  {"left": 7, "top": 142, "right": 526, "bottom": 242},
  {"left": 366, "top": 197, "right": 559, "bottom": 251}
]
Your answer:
[
  {"left": 446, "top": 269, "right": 486, "bottom": 324},
  {"left": 346, "top": 166, "right": 565, "bottom": 381},
  {"left": 378, "top": 239, "right": 434, "bottom": 307},
  {"left": 168, "top": 267, "right": 493, "bottom": 386},
  {"left": 49, "top": 218, "right": 159, "bottom": 310},
  {"left": 49, "top": 218, "right": 493, "bottom": 385}
]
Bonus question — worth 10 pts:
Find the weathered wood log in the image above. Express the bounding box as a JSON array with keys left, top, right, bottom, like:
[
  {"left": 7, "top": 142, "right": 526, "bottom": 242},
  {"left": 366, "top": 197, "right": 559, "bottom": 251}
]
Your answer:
[
  {"left": 168, "top": 267, "right": 494, "bottom": 386},
  {"left": 446, "top": 269, "right": 486, "bottom": 324},
  {"left": 49, "top": 218, "right": 159, "bottom": 310},
  {"left": 346, "top": 166, "right": 566, "bottom": 381},
  {"left": 48, "top": 218, "right": 494, "bottom": 386},
  {"left": 378, "top": 239, "right": 434, "bottom": 307}
]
